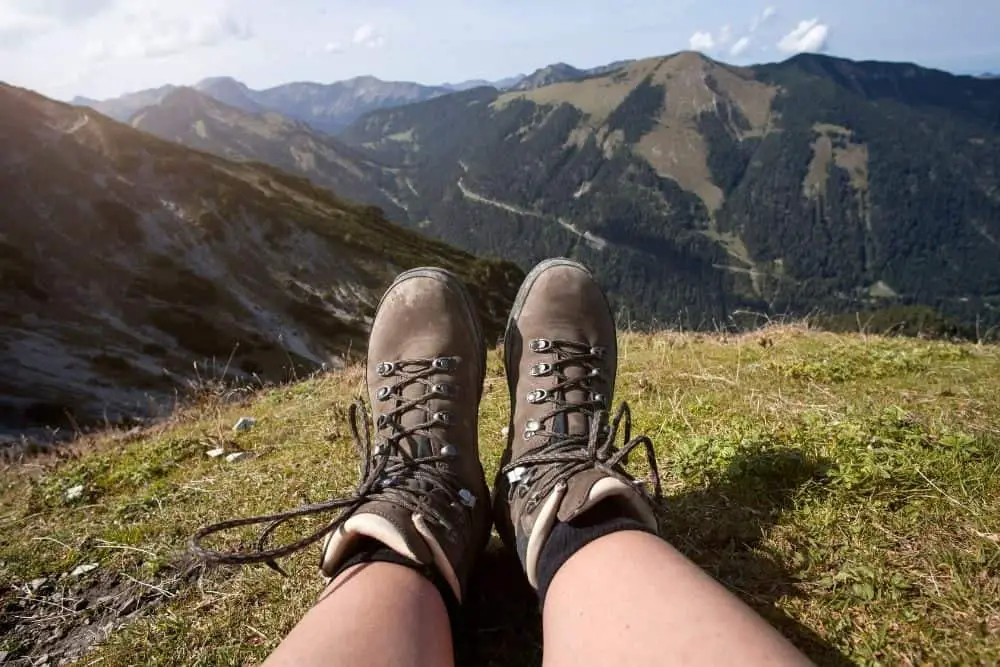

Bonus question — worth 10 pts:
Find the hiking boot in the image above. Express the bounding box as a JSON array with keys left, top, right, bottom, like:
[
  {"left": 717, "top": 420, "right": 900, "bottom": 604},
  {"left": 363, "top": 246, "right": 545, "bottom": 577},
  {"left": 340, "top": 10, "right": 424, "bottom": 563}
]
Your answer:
[
  {"left": 191, "top": 268, "right": 491, "bottom": 602},
  {"left": 494, "top": 258, "right": 662, "bottom": 589}
]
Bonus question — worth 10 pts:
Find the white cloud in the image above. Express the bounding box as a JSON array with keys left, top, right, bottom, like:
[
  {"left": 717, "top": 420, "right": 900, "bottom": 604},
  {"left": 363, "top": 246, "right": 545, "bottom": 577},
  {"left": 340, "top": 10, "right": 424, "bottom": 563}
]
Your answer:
[
  {"left": 352, "top": 23, "right": 385, "bottom": 49},
  {"left": 749, "top": 6, "right": 777, "bottom": 33},
  {"left": 324, "top": 41, "right": 344, "bottom": 54},
  {"left": 84, "top": 10, "right": 252, "bottom": 61},
  {"left": 0, "top": 0, "right": 114, "bottom": 47},
  {"left": 689, "top": 31, "right": 715, "bottom": 51},
  {"left": 777, "top": 18, "right": 829, "bottom": 54},
  {"left": 730, "top": 36, "right": 751, "bottom": 56}
]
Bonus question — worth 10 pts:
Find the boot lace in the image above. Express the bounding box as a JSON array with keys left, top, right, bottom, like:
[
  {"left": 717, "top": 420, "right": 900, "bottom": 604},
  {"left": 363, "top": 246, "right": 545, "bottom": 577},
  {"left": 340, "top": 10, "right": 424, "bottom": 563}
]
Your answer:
[
  {"left": 501, "top": 339, "right": 663, "bottom": 511},
  {"left": 190, "top": 357, "right": 474, "bottom": 574}
]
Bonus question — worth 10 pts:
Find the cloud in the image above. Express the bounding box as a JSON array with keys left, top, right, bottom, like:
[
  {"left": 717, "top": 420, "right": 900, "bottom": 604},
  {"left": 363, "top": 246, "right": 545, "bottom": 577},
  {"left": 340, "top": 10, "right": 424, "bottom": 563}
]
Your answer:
[
  {"left": 352, "top": 23, "right": 385, "bottom": 49},
  {"left": 0, "top": 0, "right": 114, "bottom": 47},
  {"left": 324, "top": 41, "right": 344, "bottom": 54},
  {"left": 749, "top": 6, "right": 777, "bottom": 33},
  {"left": 689, "top": 31, "right": 715, "bottom": 51},
  {"left": 777, "top": 18, "right": 829, "bottom": 54},
  {"left": 730, "top": 37, "right": 751, "bottom": 56},
  {"left": 84, "top": 10, "right": 252, "bottom": 61}
]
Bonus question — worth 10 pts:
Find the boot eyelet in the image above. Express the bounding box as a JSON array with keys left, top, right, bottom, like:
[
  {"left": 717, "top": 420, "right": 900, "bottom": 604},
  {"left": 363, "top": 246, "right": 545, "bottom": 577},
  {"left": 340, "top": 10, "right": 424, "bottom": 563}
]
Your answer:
[
  {"left": 441, "top": 444, "right": 458, "bottom": 458},
  {"left": 376, "top": 361, "right": 395, "bottom": 377},
  {"left": 376, "top": 414, "right": 390, "bottom": 429},
  {"left": 433, "top": 357, "right": 456, "bottom": 371},
  {"left": 433, "top": 411, "right": 453, "bottom": 426},
  {"left": 523, "top": 419, "right": 541, "bottom": 439},
  {"left": 432, "top": 383, "right": 452, "bottom": 397},
  {"left": 589, "top": 367, "right": 602, "bottom": 378},
  {"left": 458, "top": 488, "right": 477, "bottom": 508},
  {"left": 530, "top": 339, "right": 552, "bottom": 352},
  {"left": 527, "top": 389, "right": 548, "bottom": 404},
  {"left": 530, "top": 363, "right": 552, "bottom": 377},
  {"left": 590, "top": 346, "right": 607, "bottom": 359},
  {"left": 376, "top": 386, "right": 392, "bottom": 401},
  {"left": 592, "top": 393, "right": 606, "bottom": 405}
]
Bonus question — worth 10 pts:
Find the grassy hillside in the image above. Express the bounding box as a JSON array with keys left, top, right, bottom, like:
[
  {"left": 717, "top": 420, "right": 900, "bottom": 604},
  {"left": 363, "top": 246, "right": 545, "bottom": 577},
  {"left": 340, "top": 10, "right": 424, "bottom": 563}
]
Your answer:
[{"left": 2, "top": 328, "right": 999, "bottom": 665}]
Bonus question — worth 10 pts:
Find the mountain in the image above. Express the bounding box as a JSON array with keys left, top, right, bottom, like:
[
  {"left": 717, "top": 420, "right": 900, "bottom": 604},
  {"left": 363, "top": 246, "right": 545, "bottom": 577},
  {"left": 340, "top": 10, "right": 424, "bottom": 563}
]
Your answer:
[
  {"left": 72, "top": 85, "right": 177, "bottom": 122},
  {"left": 193, "top": 76, "right": 265, "bottom": 113},
  {"left": 77, "top": 76, "right": 451, "bottom": 135},
  {"left": 128, "top": 87, "right": 404, "bottom": 219},
  {"left": 0, "top": 83, "right": 522, "bottom": 433},
  {"left": 339, "top": 51, "right": 1000, "bottom": 327},
  {"left": 250, "top": 76, "right": 451, "bottom": 134}
]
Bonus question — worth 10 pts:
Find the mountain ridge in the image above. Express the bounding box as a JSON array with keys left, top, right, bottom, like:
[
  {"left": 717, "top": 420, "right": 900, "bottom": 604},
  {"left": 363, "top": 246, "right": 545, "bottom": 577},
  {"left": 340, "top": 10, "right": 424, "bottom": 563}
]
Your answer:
[
  {"left": 338, "top": 50, "right": 1000, "bottom": 327},
  {"left": 1, "top": 82, "right": 521, "bottom": 432}
]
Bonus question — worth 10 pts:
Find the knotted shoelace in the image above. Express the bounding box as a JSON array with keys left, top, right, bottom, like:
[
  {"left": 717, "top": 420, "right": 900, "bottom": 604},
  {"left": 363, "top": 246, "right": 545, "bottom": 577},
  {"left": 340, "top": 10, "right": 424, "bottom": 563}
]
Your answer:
[
  {"left": 189, "top": 358, "right": 470, "bottom": 574},
  {"left": 502, "top": 339, "right": 663, "bottom": 510}
]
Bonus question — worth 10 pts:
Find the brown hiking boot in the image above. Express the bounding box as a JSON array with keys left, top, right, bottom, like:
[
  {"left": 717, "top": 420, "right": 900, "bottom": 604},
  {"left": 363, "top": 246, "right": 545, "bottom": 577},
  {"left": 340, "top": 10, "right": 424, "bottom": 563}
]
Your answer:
[
  {"left": 494, "top": 258, "right": 662, "bottom": 589},
  {"left": 191, "top": 268, "right": 491, "bottom": 602}
]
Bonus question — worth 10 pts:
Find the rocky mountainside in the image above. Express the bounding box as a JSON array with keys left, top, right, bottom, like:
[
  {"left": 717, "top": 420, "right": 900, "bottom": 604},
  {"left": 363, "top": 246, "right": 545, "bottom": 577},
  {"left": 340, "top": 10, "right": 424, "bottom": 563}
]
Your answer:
[
  {"left": 0, "top": 83, "right": 521, "bottom": 433},
  {"left": 340, "top": 52, "right": 1000, "bottom": 327},
  {"left": 128, "top": 87, "right": 404, "bottom": 219},
  {"left": 77, "top": 76, "right": 451, "bottom": 135}
]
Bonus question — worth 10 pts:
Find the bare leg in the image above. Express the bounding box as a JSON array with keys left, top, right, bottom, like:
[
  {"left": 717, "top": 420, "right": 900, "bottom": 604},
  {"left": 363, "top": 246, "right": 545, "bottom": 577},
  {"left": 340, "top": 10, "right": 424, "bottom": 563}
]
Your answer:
[
  {"left": 265, "top": 562, "right": 454, "bottom": 667},
  {"left": 542, "top": 531, "right": 811, "bottom": 667}
]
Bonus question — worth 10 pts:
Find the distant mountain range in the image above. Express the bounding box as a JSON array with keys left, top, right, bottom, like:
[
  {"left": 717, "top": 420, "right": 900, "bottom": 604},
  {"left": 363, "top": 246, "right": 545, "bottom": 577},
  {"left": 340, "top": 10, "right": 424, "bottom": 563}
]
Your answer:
[
  {"left": 74, "top": 76, "right": 453, "bottom": 134},
  {"left": 94, "top": 52, "right": 1000, "bottom": 330},
  {"left": 72, "top": 61, "right": 636, "bottom": 135},
  {"left": 0, "top": 83, "right": 521, "bottom": 432}
]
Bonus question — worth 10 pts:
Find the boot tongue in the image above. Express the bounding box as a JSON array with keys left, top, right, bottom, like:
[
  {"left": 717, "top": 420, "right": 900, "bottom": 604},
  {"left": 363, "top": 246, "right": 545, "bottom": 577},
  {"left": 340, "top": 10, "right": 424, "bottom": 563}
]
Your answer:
[
  {"left": 555, "top": 362, "right": 592, "bottom": 437},
  {"left": 396, "top": 365, "right": 436, "bottom": 457}
]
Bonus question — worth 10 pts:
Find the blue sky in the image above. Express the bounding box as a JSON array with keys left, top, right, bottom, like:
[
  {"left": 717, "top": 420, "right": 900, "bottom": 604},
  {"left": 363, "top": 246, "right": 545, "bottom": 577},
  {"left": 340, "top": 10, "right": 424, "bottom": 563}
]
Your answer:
[{"left": 1, "top": 0, "right": 997, "bottom": 100}]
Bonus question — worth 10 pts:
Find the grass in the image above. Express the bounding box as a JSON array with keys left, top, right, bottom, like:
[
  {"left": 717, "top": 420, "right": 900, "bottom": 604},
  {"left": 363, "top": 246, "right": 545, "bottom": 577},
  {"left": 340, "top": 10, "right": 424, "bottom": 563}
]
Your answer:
[{"left": 2, "top": 326, "right": 999, "bottom": 665}]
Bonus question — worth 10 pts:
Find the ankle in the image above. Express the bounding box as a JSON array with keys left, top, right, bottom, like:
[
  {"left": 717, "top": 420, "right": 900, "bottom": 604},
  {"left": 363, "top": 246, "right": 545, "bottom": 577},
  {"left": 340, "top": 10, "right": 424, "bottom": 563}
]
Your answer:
[
  {"left": 534, "top": 501, "right": 656, "bottom": 606},
  {"left": 329, "top": 538, "right": 460, "bottom": 619}
]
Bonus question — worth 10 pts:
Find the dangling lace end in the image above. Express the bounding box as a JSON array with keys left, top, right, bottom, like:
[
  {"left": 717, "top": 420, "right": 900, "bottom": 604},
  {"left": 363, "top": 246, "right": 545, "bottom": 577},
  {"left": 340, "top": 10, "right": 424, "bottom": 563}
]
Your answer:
[{"left": 265, "top": 559, "right": 289, "bottom": 576}]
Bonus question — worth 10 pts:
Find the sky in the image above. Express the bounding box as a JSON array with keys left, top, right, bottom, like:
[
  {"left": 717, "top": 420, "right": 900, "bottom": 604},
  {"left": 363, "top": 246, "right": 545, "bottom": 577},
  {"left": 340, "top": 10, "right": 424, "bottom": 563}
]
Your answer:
[{"left": 1, "top": 0, "right": 998, "bottom": 101}]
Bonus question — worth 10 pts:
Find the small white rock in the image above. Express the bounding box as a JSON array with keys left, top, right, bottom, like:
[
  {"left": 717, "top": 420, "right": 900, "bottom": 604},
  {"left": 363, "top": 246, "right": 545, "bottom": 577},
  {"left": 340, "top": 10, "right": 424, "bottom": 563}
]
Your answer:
[
  {"left": 65, "top": 485, "right": 84, "bottom": 502},
  {"left": 28, "top": 577, "right": 47, "bottom": 592},
  {"left": 71, "top": 563, "right": 99, "bottom": 577},
  {"left": 206, "top": 448, "right": 226, "bottom": 458},
  {"left": 225, "top": 452, "right": 252, "bottom": 463},
  {"left": 501, "top": 426, "right": 510, "bottom": 436},
  {"left": 232, "top": 417, "right": 257, "bottom": 432}
]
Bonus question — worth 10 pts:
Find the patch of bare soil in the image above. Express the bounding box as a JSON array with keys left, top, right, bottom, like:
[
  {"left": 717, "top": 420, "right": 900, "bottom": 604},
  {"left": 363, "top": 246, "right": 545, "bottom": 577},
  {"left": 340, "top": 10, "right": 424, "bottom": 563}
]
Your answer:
[{"left": 0, "top": 565, "right": 189, "bottom": 665}]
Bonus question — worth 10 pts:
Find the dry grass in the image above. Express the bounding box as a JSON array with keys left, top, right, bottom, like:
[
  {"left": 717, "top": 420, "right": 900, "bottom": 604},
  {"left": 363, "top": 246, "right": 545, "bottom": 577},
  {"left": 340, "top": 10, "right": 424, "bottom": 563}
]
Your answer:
[{"left": 2, "top": 327, "right": 999, "bottom": 665}]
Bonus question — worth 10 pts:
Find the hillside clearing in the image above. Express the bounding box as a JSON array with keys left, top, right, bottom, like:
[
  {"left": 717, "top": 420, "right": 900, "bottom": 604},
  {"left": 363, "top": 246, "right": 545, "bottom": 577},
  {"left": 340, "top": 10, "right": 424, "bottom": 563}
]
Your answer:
[{"left": 2, "top": 327, "right": 999, "bottom": 665}]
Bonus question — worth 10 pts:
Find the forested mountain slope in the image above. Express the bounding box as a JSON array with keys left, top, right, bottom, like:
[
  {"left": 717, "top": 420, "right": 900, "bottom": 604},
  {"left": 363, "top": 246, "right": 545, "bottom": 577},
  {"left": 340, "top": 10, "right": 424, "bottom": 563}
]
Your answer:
[{"left": 341, "top": 52, "right": 1000, "bottom": 326}]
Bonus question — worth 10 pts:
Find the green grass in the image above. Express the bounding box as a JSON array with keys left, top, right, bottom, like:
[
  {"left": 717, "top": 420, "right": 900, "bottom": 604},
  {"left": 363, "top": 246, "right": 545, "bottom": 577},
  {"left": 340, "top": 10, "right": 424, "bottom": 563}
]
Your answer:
[{"left": 2, "top": 327, "right": 999, "bottom": 665}]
